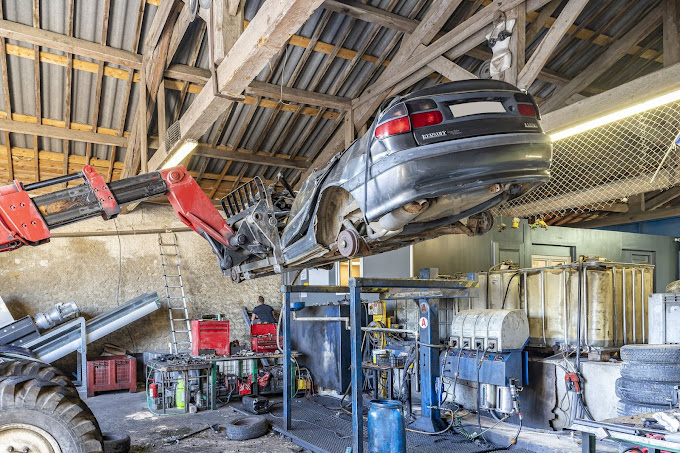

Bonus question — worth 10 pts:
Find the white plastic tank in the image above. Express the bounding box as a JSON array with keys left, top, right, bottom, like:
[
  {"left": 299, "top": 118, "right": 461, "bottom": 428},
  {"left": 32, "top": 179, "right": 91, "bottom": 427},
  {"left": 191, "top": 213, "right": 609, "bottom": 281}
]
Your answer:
[{"left": 450, "top": 309, "right": 529, "bottom": 352}]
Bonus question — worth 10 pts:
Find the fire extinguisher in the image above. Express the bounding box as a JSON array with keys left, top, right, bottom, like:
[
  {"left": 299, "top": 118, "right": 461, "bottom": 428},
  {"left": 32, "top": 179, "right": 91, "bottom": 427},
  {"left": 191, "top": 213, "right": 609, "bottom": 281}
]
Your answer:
[{"left": 149, "top": 380, "right": 158, "bottom": 399}]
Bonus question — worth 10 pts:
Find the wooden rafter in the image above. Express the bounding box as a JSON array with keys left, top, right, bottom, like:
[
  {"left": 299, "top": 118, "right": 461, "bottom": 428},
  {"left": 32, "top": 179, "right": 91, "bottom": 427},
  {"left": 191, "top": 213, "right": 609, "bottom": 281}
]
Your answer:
[
  {"left": 62, "top": 0, "right": 74, "bottom": 184},
  {"left": 0, "top": 2, "right": 12, "bottom": 181},
  {"left": 540, "top": 5, "right": 663, "bottom": 112},
  {"left": 86, "top": 0, "right": 111, "bottom": 166},
  {"left": 32, "top": 0, "right": 40, "bottom": 182}
]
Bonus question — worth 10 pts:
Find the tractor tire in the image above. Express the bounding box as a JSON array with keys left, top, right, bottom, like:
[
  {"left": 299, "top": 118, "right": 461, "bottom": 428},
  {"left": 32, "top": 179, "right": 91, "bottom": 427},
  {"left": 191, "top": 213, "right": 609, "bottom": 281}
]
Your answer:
[
  {"left": 615, "top": 377, "right": 679, "bottom": 406},
  {"left": 0, "top": 376, "right": 103, "bottom": 453},
  {"left": 225, "top": 416, "right": 269, "bottom": 441},
  {"left": 616, "top": 399, "right": 669, "bottom": 417},
  {"left": 0, "top": 359, "right": 78, "bottom": 394},
  {"left": 620, "top": 362, "right": 680, "bottom": 382},
  {"left": 620, "top": 344, "right": 680, "bottom": 364}
]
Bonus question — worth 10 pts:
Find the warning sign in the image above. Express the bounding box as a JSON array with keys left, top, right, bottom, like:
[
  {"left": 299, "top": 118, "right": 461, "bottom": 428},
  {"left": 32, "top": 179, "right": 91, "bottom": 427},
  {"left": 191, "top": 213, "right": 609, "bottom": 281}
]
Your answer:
[{"left": 419, "top": 317, "right": 428, "bottom": 329}]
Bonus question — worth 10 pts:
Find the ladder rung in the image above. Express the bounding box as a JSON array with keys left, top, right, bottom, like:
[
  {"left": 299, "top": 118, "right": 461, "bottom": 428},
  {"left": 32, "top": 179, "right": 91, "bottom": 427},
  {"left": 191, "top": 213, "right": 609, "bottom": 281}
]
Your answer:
[
  {"left": 164, "top": 275, "right": 181, "bottom": 277},
  {"left": 171, "top": 319, "right": 190, "bottom": 322},
  {"left": 173, "top": 330, "right": 190, "bottom": 333},
  {"left": 169, "top": 307, "right": 187, "bottom": 310}
]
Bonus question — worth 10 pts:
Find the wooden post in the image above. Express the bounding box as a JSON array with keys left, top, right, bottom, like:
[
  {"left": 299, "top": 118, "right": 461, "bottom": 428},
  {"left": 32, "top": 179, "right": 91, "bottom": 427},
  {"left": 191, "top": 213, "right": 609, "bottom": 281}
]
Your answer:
[
  {"left": 664, "top": 0, "right": 680, "bottom": 66},
  {"left": 499, "top": 2, "right": 526, "bottom": 85},
  {"left": 139, "top": 66, "right": 148, "bottom": 174},
  {"left": 345, "top": 108, "right": 354, "bottom": 148}
]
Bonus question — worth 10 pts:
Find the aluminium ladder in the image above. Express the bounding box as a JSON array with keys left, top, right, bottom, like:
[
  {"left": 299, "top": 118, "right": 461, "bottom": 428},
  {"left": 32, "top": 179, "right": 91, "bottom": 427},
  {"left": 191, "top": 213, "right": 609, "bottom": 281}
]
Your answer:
[{"left": 158, "top": 232, "right": 192, "bottom": 354}]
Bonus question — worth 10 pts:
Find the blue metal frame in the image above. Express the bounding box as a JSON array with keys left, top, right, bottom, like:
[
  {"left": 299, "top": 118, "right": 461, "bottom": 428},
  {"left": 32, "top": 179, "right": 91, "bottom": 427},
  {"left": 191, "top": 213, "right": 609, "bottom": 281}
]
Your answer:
[{"left": 281, "top": 276, "right": 474, "bottom": 453}]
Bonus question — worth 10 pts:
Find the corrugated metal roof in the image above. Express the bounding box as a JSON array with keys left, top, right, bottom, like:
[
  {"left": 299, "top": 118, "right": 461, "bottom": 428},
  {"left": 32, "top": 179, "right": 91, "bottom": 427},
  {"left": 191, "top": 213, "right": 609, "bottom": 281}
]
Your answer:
[{"left": 0, "top": 0, "right": 666, "bottom": 199}]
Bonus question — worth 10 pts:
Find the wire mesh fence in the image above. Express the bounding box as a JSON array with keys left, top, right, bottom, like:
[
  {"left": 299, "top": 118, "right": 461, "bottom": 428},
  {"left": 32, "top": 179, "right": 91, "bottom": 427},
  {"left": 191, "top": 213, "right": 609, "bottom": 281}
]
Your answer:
[{"left": 497, "top": 100, "right": 680, "bottom": 218}]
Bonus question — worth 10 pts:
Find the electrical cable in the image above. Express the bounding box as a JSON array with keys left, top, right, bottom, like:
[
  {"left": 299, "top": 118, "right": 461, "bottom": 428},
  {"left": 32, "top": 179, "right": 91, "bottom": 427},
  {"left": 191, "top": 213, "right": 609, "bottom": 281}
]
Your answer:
[{"left": 501, "top": 272, "right": 520, "bottom": 309}]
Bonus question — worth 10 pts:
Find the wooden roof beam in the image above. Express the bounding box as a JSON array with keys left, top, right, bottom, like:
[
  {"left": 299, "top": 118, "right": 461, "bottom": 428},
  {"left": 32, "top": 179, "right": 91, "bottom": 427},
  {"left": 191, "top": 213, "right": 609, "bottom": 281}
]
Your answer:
[
  {"left": 540, "top": 6, "right": 663, "bottom": 113},
  {"left": 147, "top": 0, "right": 325, "bottom": 172}
]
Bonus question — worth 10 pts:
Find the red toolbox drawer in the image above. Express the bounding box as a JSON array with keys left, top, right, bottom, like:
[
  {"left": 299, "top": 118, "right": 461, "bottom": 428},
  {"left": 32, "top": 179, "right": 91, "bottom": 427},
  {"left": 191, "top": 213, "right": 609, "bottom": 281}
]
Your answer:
[
  {"left": 191, "top": 320, "right": 230, "bottom": 355},
  {"left": 87, "top": 355, "right": 137, "bottom": 397},
  {"left": 250, "top": 323, "right": 281, "bottom": 353}
]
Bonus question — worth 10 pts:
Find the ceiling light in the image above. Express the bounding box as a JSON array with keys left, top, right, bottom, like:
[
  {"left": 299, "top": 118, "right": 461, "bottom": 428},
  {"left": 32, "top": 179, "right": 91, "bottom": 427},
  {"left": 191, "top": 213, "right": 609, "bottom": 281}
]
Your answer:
[
  {"left": 161, "top": 139, "right": 198, "bottom": 169},
  {"left": 550, "top": 88, "right": 680, "bottom": 142}
]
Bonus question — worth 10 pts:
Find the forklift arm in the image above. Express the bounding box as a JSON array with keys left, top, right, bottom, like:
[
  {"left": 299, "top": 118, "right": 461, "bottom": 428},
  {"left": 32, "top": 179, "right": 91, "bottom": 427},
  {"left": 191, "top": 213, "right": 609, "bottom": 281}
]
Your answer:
[{"left": 0, "top": 166, "right": 239, "bottom": 271}]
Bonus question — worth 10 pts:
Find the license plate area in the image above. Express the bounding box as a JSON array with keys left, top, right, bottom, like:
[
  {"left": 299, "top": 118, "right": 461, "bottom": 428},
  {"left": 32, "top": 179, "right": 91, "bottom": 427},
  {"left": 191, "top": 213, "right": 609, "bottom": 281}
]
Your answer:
[{"left": 448, "top": 101, "right": 506, "bottom": 117}]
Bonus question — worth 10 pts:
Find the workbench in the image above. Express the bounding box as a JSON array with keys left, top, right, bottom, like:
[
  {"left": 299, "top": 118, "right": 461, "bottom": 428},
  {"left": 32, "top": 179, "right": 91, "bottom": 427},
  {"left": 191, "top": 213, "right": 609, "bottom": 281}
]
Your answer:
[
  {"left": 573, "top": 412, "right": 680, "bottom": 453},
  {"left": 202, "top": 351, "right": 299, "bottom": 410},
  {"left": 146, "top": 358, "right": 212, "bottom": 414}
]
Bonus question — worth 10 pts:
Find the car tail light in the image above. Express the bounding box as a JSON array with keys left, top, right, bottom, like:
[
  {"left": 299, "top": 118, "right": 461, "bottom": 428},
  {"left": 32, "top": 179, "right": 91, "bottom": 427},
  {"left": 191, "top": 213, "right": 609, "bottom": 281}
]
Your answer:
[
  {"left": 517, "top": 103, "right": 537, "bottom": 117},
  {"left": 410, "top": 110, "right": 443, "bottom": 129},
  {"left": 375, "top": 116, "right": 411, "bottom": 139}
]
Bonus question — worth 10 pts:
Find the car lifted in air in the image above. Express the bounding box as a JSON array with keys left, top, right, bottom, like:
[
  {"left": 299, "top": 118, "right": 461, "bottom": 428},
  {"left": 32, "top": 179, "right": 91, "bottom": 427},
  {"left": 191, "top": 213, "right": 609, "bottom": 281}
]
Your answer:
[{"left": 213, "top": 79, "right": 553, "bottom": 281}]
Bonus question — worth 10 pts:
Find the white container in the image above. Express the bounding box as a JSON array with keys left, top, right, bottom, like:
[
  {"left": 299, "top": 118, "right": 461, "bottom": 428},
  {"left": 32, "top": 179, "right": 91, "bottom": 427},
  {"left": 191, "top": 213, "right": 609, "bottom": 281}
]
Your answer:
[{"left": 450, "top": 309, "right": 529, "bottom": 352}]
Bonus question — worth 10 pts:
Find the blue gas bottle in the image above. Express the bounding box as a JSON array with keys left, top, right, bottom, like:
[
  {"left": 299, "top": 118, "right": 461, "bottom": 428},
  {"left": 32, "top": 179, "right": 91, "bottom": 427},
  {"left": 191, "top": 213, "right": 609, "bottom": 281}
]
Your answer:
[{"left": 367, "top": 399, "right": 406, "bottom": 453}]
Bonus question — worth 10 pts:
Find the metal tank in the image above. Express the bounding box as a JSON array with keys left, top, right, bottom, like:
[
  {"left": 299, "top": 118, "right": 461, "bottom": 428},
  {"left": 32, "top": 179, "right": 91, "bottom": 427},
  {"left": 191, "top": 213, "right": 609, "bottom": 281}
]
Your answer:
[{"left": 479, "top": 260, "right": 653, "bottom": 349}]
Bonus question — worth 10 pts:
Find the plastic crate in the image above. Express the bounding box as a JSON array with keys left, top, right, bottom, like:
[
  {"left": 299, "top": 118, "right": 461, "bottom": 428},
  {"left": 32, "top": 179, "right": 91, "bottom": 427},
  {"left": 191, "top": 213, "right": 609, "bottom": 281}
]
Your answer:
[{"left": 86, "top": 355, "right": 137, "bottom": 397}]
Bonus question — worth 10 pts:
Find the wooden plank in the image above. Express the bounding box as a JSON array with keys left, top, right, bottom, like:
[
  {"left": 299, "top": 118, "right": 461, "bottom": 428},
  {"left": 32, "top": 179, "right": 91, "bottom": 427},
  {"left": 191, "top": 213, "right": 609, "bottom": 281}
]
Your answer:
[
  {"left": 246, "top": 80, "right": 352, "bottom": 110},
  {"left": 0, "top": 19, "right": 141, "bottom": 68},
  {"left": 497, "top": 3, "right": 525, "bottom": 85},
  {"left": 322, "top": 0, "right": 417, "bottom": 34},
  {"left": 167, "top": 2, "right": 193, "bottom": 59},
  {"left": 344, "top": 107, "right": 354, "bottom": 148},
  {"left": 148, "top": 0, "right": 325, "bottom": 172},
  {"left": 664, "top": 0, "right": 680, "bottom": 66},
  {"left": 540, "top": 6, "right": 663, "bottom": 113},
  {"left": 86, "top": 0, "right": 111, "bottom": 166},
  {"left": 139, "top": 66, "right": 148, "bottom": 174},
  {"left": 356, "top": 0, "right": 526, "bottom": 106},
  {"left": 0, "top": 118, "right": 127, "bottom": 147},
  {"left": 157, "top": 77, "right": 166, "bottom": 144},
  {"left": 542, "top": 58, "right": 680, "bottom": 134},
  {"left": 211, "top": 0, "right": 244, "bottom": 65},
  {"left": 0, "top": 1, "right": 12, "bottom": 181},
  {"left": 62, "top": 0, "right": 74, "bottom": 182},
  {"left": 32, "top": 0, "right": 40, "bottom": 181},
  {"left": 568, "top": 206, "right": 680, "bottom": 228},
  {"left": 645, "top": 187, "right": 680, "bottom": 211},
  {"left": 518, "top": 0, "right": 589, "bottom": 89},
  {"left": 145, "top": 0, "right": 176, "bottom": 53},
  {"left": 195, "top": 147, "right": 309, "bottom": 170},
  {"left": 525, "top": 0, "right": 560, "bottom": 43}
]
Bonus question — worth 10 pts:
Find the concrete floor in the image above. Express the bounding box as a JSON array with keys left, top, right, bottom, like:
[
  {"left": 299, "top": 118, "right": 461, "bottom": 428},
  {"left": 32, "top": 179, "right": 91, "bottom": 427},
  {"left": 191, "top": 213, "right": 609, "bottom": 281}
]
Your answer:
[
  {"left": 83, "top": 390, "right": 302, "bottom": 453},
  {"left": 82, "top": 390, "right": 621, "bottom": 453}
]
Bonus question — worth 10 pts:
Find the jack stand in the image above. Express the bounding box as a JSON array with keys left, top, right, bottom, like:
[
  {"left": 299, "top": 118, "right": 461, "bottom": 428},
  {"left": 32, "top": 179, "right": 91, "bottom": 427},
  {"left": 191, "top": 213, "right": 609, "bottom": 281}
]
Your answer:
[{"left": 409, "top": 268, "right": 447, "bottom": 433}]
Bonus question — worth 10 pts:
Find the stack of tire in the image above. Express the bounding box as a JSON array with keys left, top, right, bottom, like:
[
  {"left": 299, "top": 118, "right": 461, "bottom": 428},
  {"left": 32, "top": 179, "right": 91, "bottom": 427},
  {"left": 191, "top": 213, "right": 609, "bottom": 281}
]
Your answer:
[
  {"left": 0, "top": 358, "right": 105, "bottom": 452},
  {"left": 616, "top": 344, "right": 680, "bottom": 416}
]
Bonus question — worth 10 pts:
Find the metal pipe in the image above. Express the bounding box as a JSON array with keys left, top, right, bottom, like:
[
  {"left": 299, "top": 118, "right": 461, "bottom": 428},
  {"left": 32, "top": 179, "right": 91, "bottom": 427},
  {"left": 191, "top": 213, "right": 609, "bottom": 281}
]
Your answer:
[
  {"left": 562, "top": 268, "right": 568, "bottom": 347},
  {"left": 632, "top": 268, "right": 637, "bottom": 343},
  {"left": 523, "top": 272, "right": 528, "bottom": 317},
  {"left": 540, "top": 269, "right": 546, "bottom": 346},
  {"left": 611, "top": 267, "right": 617, "bottom": 346},
  {"left": 24, "top": 172, "right": 83, "bottom": 190},
  {"left": 642, "top": 269, "right": 646, "bottom": 343},
  {"left": 583, "top": 266, "right": 588, "bottom": 347},
  {"left": 361, "top": 327, "right": 418, "bottom": 336},
  {"left": 293, "top": 312, "right": 351, "bottom": 330},
  {"left": 576, "top": 256, "right": 584, "bottom": 371},
  {"left": 622, "top": 269, "right": 628, "bottom": 344}
]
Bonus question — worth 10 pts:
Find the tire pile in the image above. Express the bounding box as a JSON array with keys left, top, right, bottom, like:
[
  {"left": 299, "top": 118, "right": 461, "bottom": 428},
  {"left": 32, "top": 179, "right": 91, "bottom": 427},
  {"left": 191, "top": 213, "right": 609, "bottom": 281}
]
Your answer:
[{"left": 616, "top": 344, "right": 680, "bottom": 416}]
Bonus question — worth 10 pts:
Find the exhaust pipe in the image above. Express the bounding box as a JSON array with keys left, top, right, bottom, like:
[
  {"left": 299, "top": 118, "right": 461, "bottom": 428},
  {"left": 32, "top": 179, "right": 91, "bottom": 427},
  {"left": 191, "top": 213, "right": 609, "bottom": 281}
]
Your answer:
[{"left": 368, "top": 200, "right": 429, "bottom": 240}]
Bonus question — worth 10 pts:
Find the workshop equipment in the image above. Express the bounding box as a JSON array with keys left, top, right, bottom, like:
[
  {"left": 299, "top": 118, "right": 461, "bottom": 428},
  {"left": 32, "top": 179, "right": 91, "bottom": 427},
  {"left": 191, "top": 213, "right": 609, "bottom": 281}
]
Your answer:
[
  {"left": 242, "top": 395, "right": 270, "bottom": 414},
  {"left": 478, "top": 260, "right": 654, "bottom": 349},
  {"left": 368, "top": 399, "right": 406, "bottom": 453},
  {"left": 441, "top": 309, "right": 529, "bottom": 418},
  {"left": 250, "top": 323, "right": 281, "bottom": 353},
  {"left": 648, "top": 293, "right": 680, "bottom": 344},
  {"left": 191, "top": 320, "right": 230, "bottom": 355},
  {"left": 146, "top": 356, "right": 212, "bottom": 414},
  {"left": 86, "top": 355, "right": 137, "bottom": 397},
  {"left": 34, "top": 301, "right": 79, "bottom": 330}
]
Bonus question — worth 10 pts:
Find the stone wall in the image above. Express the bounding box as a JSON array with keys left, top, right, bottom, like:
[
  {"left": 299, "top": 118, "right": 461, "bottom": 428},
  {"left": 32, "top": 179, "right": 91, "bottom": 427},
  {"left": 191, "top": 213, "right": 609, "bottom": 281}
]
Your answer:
[{"left": 0, "top": 203, "right": 281, "bottom": 370}]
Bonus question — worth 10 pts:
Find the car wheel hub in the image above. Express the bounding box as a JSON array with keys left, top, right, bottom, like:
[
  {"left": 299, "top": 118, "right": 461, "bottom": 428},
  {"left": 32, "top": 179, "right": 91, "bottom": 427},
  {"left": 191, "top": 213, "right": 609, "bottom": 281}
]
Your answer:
[
  {"left": 337, "top": 229, "right": 361, "bottom": 258},
  {"left": 0, "top": 424, "right": 62, "bottom": 453}
]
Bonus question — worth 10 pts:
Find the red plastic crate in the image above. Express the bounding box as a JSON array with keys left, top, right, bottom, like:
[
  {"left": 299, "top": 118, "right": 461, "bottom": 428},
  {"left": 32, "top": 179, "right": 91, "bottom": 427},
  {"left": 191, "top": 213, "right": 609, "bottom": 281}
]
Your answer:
[
  {"left": 86, "top": 355, "right": 137, "bottom": 397},
  {"left": 191, "top": 320, "right": 230, "bottom": 355}
]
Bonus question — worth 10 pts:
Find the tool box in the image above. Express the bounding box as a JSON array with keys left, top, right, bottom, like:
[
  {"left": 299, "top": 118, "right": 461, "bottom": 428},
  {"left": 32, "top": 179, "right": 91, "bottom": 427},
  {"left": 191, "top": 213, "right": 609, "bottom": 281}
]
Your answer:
[
  {"left": 191, "top": 320, "right": 230, "bottom": 355},
  {"left": 250, "top": 323, "right": 281, "bottom": 353}
]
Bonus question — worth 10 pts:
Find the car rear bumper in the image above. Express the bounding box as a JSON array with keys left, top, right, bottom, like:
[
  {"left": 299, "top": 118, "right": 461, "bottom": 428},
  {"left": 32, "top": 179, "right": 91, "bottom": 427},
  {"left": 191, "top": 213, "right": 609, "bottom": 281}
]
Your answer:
[{"left": 347, "top": 132, "right": 552, "bottom": 221}]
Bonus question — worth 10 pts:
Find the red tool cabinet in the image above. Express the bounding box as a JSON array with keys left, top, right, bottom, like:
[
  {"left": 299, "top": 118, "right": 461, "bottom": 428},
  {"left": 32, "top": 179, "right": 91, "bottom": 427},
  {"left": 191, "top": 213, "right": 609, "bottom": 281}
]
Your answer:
[{"left": 191, "top": 320, "right": 230, "bottom": 355}]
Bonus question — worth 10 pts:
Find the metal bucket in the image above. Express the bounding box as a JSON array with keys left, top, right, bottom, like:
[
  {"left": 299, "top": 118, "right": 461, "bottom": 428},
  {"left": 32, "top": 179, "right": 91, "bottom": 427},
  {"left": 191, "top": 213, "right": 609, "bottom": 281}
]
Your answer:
[{"left": 367, "top": 399, "right": 406, "bottom": 453}]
